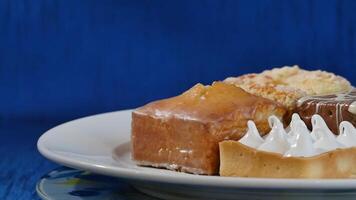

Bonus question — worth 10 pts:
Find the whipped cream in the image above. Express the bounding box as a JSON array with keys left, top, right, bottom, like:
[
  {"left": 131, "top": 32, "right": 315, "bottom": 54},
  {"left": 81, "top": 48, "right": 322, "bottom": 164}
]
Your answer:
[
  {"left": 258, "top": 116, "right": 289, "bottom": 154},
  {"left": 310, "top": 115, "right": 343, "bottom": 154},
  {"left": 337, "top": 121, "right": 356, "bottom": 147},
  {"left": 284, "top": 114, "right": 317, "bottom": 157},
  {"left": 239, "top": 121, "right": 264, "bottom": 148},
  {"left": 238, "top": 114, "right": 356, "bottom": 157}
]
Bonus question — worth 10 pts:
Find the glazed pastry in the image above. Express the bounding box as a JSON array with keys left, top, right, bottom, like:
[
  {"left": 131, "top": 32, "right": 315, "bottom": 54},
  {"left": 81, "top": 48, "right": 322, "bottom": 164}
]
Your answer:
[
  {"left": 296, "top": 88, "right": 356, "bottom": 134},
  {"left": 131, "top": 82, "right": 288, "bottom": 175},
  {"left": 219, "top": 114, "right": 356, "bottom": 178},
  {"left": 224, "top": 65, "right": 352, "bottom": 109}
]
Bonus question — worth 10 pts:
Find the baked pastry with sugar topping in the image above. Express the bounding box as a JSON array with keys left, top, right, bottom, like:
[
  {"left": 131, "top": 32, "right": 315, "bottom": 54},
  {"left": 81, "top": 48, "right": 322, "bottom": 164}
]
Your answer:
[
  {"left": 132, "top": 82, "right": 288, "bottom": 175},
  {"left": 224, "top": 65, "right": 352, "bottom": 109}
]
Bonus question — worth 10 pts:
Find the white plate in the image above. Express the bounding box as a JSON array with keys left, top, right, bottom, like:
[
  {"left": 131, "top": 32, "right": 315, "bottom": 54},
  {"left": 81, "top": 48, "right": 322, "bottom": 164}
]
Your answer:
[{"left": 38, "top": 110, "right": 356, "bottom": 200}]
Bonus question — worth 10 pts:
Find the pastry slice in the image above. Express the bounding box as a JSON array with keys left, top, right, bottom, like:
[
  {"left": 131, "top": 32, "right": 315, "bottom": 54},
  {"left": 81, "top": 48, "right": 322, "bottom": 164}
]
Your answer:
[
  {"left": 219, "top": 114, "right": 356, "bottom": 178},
  {"left": 219, "top": 141, "right": 355, "bottom": 178},
  {"left": 131, "top": 82, "right": 288, "bottom": 175},
  {"left": 224, "top": 65, "right": 352, "bottom": 110},
  {"left": 296, "top": 88, "right": 356, "bottom": 134}
]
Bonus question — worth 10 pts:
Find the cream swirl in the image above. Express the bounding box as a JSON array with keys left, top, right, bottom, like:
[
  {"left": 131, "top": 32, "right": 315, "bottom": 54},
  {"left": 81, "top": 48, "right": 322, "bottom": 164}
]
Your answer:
[
  {"left": 284, "top": 114, "right": 317, "bottom": 157},
  {"left": 310, "top": 115, "right": 343, "bottom": 153},
  {"left": 258, "top": 116, "right": 289, "bottom": 154},
  {"left": 337, "top": 121, "right": 356, "bottom": 147},
  {"left": 238, "top": 114, "right": 356, "bottom": 157},
  {"left": 239, "top": 120, "right": 264, "bottom": 148}
]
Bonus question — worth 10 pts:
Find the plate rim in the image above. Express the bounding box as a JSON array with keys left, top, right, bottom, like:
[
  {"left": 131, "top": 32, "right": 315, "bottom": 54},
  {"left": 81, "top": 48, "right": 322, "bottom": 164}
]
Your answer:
[{"left": 37, "top": 110, "right": 356, "bottom": 190}]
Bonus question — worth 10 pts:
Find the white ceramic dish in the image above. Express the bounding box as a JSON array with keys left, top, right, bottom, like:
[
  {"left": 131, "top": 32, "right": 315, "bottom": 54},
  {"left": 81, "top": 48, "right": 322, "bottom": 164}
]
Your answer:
[{"left": 38, "top": 110, "right": 356, "bottom": 200}]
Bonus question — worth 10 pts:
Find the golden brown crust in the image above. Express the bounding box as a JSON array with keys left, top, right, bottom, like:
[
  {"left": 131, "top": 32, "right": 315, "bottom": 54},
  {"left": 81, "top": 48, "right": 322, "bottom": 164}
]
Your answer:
[
  {"left": 219, "top": 140, "right": 356, "bottom": 178},
  {"left": 132, "top": 82, "right": 288, "bottom": 175},
  {"left": 224, "top": 65, "right": 352, "bottom": 110}
]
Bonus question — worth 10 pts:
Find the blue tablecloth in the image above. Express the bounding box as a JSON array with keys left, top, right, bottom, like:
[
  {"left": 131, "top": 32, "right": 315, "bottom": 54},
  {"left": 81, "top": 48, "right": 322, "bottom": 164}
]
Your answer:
[{"left": 0, "top": 120, "right": 59, "bottom": 199}]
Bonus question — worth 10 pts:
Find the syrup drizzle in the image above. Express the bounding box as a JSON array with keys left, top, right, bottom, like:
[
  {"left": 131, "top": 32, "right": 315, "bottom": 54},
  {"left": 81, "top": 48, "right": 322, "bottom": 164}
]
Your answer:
[{"left": 297, "top": 88, "right": 356, "bottom": 131}]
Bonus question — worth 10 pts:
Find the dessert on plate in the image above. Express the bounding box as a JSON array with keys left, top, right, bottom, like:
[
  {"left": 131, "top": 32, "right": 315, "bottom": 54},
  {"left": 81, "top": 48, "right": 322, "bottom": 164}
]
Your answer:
[
  {"left": 131, "top": 65, "right": 354, "bottom": 177},
  {"left": 132, "top": 82, "right": 288, "bottom": 175},
  {"left": 296, "top": 89, "right": 356, "bottom": 134},
  {"left": 219, "top": 114, "right": 356, "bottom": 178},
  {"left": 224, "top": 65, "right": 352, "bottom": 109}
]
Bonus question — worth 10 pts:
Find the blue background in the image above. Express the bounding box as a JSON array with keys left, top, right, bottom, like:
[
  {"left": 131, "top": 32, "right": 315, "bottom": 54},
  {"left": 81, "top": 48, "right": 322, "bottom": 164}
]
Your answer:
[
  {"left": 1, "top": 0, "right": 356, "bottom": 122},
  {"left": 1, "top": 1, "right": 356, "bottom": 199}
]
